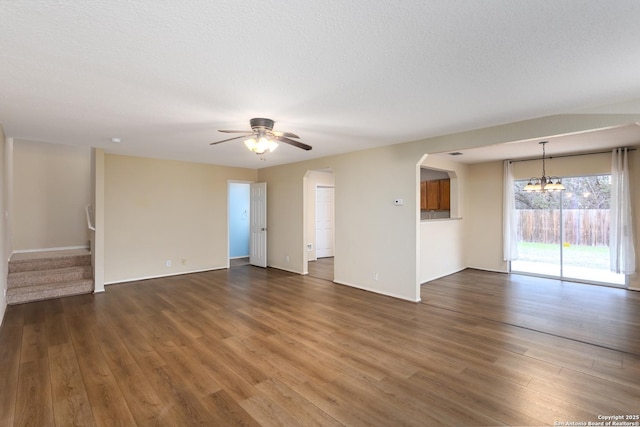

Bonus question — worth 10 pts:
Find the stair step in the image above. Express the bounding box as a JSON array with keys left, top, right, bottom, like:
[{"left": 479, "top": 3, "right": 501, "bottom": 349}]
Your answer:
[
  {"left": 6, "top": 249, "right": 94, "bottom": 305},
  {"left": 7, "top": 279, "right": 94, "bottom": 305},
  {"left": 8, "top": 265, "right": 93, "bottom": 289},
  {"left": 9, "top": 253, "right": 91, "bottom": 273}
]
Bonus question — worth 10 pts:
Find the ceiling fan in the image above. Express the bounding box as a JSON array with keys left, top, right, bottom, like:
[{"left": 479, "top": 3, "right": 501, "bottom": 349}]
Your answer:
[{"left": 210, "top": 118, "right": 312, "bottom": 155}]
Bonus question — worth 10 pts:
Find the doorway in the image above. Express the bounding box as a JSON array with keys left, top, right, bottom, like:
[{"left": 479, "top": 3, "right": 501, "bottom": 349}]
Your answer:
[
  {"left": 305, "top": 170, "right": 335, "bottom": 280},
  {"left": 510, "top": 175, "right": 625, "bottom": 286},
  {"left": 228, "top": 182, "right": 250, "bottom": 267},
  {"left": 315, "top": 186, "right": 335, "bottom": 258}
]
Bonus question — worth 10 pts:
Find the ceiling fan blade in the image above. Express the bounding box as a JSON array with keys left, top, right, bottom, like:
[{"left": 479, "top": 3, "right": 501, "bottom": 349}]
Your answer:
[
  {"left": 218, "top": 130, "right": 252, "bottom": 133},
  {"left": 273, "top": 131, "right": 300, "bottom": 139},
  {"left": 277, "top": 136, "right": 312, "bottom": 151},
  {"left": 210, "top": 134, "right": 253, "bottom": 145}
]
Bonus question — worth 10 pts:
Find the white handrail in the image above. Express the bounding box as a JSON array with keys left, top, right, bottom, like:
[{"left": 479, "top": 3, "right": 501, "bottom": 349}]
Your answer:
[{"left": 86, "top": 204, "right": 95, "bottom": 231}]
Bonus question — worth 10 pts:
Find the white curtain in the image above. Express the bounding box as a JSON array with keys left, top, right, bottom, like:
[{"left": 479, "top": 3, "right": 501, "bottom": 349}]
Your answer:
[
  {"left": 610, "top": 148, "right": 636, "bottom": 275},
  {"left": 503, "top": 160, "right": 519, "bottom": 261}
]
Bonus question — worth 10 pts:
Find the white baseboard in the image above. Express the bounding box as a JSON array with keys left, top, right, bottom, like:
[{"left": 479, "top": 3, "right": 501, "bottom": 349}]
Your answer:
[
  {"left": 332, "top": 279, "right": 421, "bottom": 303},
  {"left": 12, "top": 245, "right": 89, "bottom": 255},
  {"left": 420, "top": 267, "right": 468, "bottom": 285},
  {"left": 466, "top": 266, "right": 509, "bottom": 274},
  {"left": 104, "top": 266, "right": 227, "bottom": 286},
  {"left": 268, "top": 264, "right": 304, "bottom": 275}
]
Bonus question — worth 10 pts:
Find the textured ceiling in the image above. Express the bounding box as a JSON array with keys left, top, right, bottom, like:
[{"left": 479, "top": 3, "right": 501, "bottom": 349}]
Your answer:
[{"left": 2, "top": 1, "right": 640, "bottom": 168}]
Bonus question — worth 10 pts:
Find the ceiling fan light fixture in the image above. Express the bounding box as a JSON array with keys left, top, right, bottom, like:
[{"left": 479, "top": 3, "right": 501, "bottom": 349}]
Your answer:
[
  {"left": 244, "top": 136, "right": 279, "bottom": 155},
  {"left": 244, "top": 137, "right": 257, "bottom": 151},
  {"left": 211, "top": 118, "right": 311, "bottom": 155}
]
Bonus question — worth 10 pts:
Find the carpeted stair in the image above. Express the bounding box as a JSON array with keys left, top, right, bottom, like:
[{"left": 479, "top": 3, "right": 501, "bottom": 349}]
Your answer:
[{"left": 7, "top": 249, "right": 94, "bottom": 304}]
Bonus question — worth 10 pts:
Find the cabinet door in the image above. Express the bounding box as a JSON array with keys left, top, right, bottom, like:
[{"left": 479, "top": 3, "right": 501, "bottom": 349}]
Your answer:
[
  {"left": 439, "top": 179, "right": 450, "bottom": 210},
  {"left": 426, "top": 180, "right": 440, "bottom": 210},
  {"left": 420, "top": 181, "right": 427, "bottom": 210}
]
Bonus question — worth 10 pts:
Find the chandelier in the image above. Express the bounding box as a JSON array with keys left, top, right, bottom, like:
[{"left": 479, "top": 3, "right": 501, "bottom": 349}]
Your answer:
[{"left": 523, "top": 141, "right": 565, "bottom": 192}]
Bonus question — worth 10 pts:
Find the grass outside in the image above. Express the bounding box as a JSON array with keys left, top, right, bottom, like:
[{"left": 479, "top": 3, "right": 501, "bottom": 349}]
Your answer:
[{"left": 516, "top": 241, "right": 610, "bottom": 270}]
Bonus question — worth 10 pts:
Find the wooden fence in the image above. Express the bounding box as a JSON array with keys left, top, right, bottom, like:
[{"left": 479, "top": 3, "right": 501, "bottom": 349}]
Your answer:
[{"left": 516, "top": 209, "right": 610, "bottom": 246}]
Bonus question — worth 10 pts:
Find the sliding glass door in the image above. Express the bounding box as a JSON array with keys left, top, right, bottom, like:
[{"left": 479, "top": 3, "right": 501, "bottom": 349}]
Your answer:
[
  {"left": 511, "top": 175, "right": 625, "bottom": 286},
  {"left": 511, "top": 188, "right": 562, "bottom": 277}
]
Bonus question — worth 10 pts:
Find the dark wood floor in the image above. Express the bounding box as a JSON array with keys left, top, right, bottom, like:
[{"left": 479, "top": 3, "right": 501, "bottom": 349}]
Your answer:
[
  {"left": 1, "top": 267, "right": 639, "bottom": 426},
  {"left": 307, "top": 257, "right": 334, "bottom": 281},
  {"left": 421, "top": 269, "right": 640, "bottom": 356},
  {"left": 230, "top": 257, "right": 250, "bottom": 268}
]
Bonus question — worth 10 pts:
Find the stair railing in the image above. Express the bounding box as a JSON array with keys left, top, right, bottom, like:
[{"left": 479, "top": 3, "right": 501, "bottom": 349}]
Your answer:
[{"left": 86, "top": 204, "right": 95, "bottom": 231}]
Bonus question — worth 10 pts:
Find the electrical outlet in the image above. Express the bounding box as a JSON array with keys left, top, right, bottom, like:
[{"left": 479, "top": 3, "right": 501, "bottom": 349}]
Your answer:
[
  {"left": 373, "top": 273, "right": 379, "bottom": 281},
  {"left": 307, "top": 244, "right": 313, "bottom": 251},
  {"left": 165, "top": 260, "right": 172, "bottom": 267},
  {"left": 286, "top": 255, "right": 290, "bottom": 263}
]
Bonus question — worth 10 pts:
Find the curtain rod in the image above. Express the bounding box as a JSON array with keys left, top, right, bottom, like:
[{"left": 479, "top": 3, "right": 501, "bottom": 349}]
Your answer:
[{"left": 509, "top": 147, "right": 637, "bottom": 164}]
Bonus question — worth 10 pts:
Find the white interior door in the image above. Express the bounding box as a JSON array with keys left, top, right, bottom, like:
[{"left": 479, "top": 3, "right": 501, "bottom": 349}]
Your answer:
[
  {"left": 316, "top": 186, "right": 334, "bottom": 258},
  {"left": 250, "top": 182, "right": 267, "bottom": 267}
]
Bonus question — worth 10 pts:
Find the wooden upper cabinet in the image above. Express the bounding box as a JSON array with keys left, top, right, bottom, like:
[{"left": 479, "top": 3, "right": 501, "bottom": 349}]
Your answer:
[
  {"left": 426, "top": 180, "right": 440, "bottom": 210},
  {"left": 439, "top": 179, "right": 450, "bottom": 210},
  {"left": 420, "top": 178, "right": 450, "bottom": 211}
]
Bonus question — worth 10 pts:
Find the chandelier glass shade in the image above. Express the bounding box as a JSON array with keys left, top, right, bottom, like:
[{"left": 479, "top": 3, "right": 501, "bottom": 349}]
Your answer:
[{"left": 523, "top": 141, "right": 565, "bottom": 192}]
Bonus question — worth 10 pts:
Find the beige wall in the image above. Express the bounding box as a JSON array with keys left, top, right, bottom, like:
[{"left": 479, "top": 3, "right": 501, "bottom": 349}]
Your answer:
[
  {"left": 0, "top": 126, "right": 7, "bottom": 325},
  {"left": 305, "top": 170, "right": 334, "bottom": 264},
  {"left": 259, "top": 145, "right": 421, "bottom": 301},
  {"left": 419, "top": 155, "right": 468, "bottom": 283},
  {"left": 92, "top": 149, "right": 105, "bottom": 292},
  {"left": 465, "top": 161, "right": 508, "bottom": 272},
  {"left": 420, "top": 220, "right": 465, "bottom": 282},
  {"left": 13, "top": 139, "right": 91, "bottom": 251},
  {"left": 512, "top": 151, "right": 611, "bottom": 179},
  {"left": 104, "top": 154, "right": 256, "bottom": 284},
  {"left": 258, "top": 113, "right": 640, "bottom": 302}
]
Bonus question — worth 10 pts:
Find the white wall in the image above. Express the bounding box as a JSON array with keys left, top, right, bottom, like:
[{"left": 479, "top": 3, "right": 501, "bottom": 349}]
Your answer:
[
  {"left": 305, "top": 170, "right": 334, "bottom": 263},
  {"left": 13, "top": 139, "right": 91, "bottom": 251},
  {"left": 0, "top": 126, "right": 8, "bottom": 326},
  {"left": 104, "top": 154, "right": 257, "bottom": 284}
]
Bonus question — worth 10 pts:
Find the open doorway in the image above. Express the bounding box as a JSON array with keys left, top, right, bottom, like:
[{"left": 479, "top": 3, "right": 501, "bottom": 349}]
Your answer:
[
  {"left": 305, "top": 169, "right": 335, "bottom": 281},
  {"left": 228, "top": 182, "right": 250, "bottom": 267}
]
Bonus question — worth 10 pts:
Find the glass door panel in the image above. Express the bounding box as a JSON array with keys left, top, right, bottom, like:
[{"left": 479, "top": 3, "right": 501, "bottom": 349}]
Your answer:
[
  {"left": 560, "top": 176, "right": 625, "bottom": 286},
  {"left": 511, "top": 175, "right": 625, "bottom": 287},
  {"left": 511, "top": 188, "right": 562, "bottom": 277}
]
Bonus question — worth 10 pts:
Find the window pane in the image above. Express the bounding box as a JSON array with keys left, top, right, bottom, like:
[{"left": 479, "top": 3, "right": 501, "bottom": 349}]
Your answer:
[
  {"left": 511, "top": 183, "right": 561, "bottom": 277},
  {"left": 561, "top": 176, "right": 625, "bottom": 286}
]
